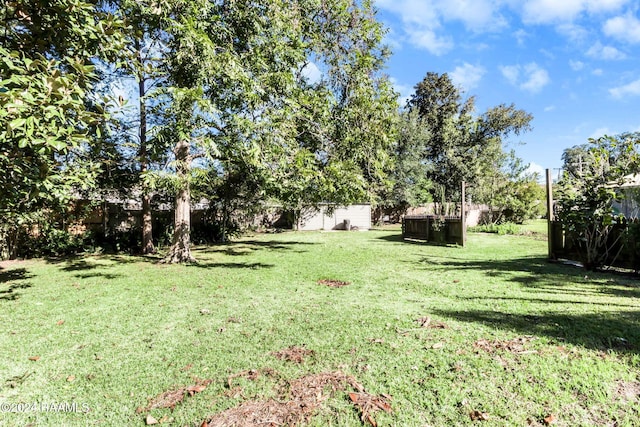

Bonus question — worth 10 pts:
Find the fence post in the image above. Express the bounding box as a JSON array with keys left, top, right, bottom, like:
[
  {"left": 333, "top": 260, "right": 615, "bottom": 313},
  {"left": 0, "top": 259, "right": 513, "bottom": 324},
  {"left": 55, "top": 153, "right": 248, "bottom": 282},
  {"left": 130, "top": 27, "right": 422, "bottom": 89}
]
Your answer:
[
  {"left": 461, "top": 181, "right": 466, "bottom": 247},
  {"left": 546, "top": 168, "right": 554, "bottom": 259}
]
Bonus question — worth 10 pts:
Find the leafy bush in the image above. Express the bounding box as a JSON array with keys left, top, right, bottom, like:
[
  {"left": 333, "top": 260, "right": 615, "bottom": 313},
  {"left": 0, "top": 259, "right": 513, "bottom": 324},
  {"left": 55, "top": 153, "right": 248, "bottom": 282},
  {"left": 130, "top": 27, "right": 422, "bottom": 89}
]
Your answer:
[{"left": 469, "top": 222, "right": 521, "bottom": 235}]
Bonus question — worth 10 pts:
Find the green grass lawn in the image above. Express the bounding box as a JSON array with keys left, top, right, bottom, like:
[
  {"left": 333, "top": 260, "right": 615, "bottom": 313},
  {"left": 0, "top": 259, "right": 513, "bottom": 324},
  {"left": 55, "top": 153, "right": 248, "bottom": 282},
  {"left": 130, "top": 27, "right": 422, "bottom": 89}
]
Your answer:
[{"left": 1, "top": 230, "right": 639, "bottom": 426}]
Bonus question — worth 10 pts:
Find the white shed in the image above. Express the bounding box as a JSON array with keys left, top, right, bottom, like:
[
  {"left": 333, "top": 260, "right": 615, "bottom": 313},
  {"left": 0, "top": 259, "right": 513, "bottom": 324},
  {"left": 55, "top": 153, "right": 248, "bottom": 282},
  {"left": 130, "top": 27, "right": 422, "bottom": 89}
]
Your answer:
[{"left": 298, "top": 204, "right": 371, "bottom": 231}]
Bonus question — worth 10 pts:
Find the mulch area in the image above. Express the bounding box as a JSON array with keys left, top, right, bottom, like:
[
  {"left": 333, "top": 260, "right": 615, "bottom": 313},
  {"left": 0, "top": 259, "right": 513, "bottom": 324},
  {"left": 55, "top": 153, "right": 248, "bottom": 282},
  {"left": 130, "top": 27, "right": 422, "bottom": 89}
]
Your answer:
[{"left": 201, "top": 371, "right": 391, "bottom": 427}]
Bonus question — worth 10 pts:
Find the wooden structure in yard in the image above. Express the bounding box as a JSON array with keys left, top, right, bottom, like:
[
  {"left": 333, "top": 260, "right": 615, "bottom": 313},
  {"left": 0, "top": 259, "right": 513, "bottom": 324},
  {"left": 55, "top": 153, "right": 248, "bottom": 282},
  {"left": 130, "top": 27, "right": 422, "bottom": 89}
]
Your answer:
[
  {"left": 546, "top": 168, "right": 640, "bottom": 271},
  {"left": 402, "top": 182, "right": 467, "bottom": 246}
]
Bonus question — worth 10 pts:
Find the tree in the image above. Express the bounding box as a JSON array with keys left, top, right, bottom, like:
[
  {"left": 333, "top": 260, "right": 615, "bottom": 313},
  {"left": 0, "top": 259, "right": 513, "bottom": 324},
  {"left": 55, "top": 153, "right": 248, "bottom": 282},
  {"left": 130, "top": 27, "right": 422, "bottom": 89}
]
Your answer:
[
  {"left": 154, "top": 0, "right": 313, "bottom": 262},
  {"left": 106, "top": 0, "right": 173, "bottom": 254},
  {"left": 376, "top": 109, "right": 432, "bottom": 222},
  {"left": 0, "top": 1, "right": 123, "bottom": 258},
  {"left": 407, "top": 72, "right": 532, "bottom": 203},
  {"left": 150, "top": 0, "right": 397, "bottom": 261},
  {"left": 555, "top": 135, "right": 640, "bottom": 270}
]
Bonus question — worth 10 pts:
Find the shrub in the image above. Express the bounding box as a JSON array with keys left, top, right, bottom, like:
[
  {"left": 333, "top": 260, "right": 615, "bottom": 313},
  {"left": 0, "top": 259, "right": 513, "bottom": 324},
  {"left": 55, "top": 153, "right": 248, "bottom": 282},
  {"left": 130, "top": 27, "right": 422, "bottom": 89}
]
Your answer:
[{"left": 469, "top": 222, "right": 521, "bottom": 235}]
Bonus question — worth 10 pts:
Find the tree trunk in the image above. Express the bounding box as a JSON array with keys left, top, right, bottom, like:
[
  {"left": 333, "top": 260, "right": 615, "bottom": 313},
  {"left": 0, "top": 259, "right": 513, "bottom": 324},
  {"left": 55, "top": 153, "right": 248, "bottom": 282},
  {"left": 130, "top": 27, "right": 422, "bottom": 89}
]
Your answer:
[
  {"left": 137, "top": 39, "right": 155, "bottom": 255},
  {"left": 142, "top": 193, "right": 154, "bottom": 254},
  {"left": 164, "top": 138, "right": 195, "bottom": 263}
]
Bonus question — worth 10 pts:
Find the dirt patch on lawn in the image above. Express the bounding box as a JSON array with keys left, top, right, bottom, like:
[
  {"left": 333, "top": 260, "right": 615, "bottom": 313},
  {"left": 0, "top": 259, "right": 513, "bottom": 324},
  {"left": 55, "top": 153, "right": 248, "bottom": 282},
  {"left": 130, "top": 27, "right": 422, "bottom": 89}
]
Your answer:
[
  {"left": 137, "top": 378, "right": 212, "bottom": 413},
  {"left": 415, "top": 316, "right": 449, "bottom": 329},
  {"left": 317, "top": 279, "right": 351, "bottom": 288},
  {"left": 473, "top": 336, "right": 537, "bottom": 355},
  {"left": 201, "top": 371, "right": 392, "bottom": 427},
  {"left": 613, "top": 380, "right": 640, "bottom": 403},
  {"left": 272, "top": 346, "right": 315, "bottom": 364}
]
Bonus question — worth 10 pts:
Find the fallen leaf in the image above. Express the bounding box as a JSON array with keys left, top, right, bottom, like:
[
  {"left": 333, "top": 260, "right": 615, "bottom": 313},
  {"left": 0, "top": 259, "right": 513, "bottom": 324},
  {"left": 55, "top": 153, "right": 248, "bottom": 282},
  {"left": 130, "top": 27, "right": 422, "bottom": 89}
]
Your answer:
[
  {"left": 28, "top": 356, "right": 40, "bottom": 361},
  {"left": 543, "top": 414, "right": 557, "bottom": 425},
  {"left": 180, "top": 364, "right": 193, "bottom": 372},
  {"left": 416, "top": 316, "right": 431, "bottom": 327},
  {"left": 66, "top": 375, "right": 75, "bottom": 382},
  {"left": 56, "top": 320, "right": 65, "bottom": 325},
  {"left": 186, "top": 384, "right": 207, "bottom": 396},
  {"left": 145, "top": 414, "right": 158, "bottom": 425},
  {"left": 470, "top": 410, "right": 490, "bottom": 421},
  {"left": 431, "top": 342, "right": 444, "bottom": 349}
]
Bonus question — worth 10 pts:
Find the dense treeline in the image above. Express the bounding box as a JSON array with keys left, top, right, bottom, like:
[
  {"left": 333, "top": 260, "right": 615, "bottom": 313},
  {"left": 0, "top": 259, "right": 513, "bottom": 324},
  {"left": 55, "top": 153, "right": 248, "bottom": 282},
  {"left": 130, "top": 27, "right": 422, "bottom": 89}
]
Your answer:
[{"left": 1, "top": 0, "right": 539, "bottom": 261}]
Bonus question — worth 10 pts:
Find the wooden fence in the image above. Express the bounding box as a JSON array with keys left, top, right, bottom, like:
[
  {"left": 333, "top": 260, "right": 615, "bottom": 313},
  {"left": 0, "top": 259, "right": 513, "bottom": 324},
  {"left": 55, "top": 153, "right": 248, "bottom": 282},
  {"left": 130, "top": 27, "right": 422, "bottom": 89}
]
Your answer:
[
  {"left": 402, "top": 215, "right": 465, "bottom": 246},
  {"left": 548, "top": 220, "right": 640, "bottom": 271},
  {"left": 545, "top": 169, "right": 640, "bottom": 271}
]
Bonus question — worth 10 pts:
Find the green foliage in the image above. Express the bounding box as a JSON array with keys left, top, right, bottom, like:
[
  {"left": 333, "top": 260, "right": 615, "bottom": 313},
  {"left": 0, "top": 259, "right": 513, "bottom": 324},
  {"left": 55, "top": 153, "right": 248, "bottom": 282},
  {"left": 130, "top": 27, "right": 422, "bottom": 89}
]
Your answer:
[
  {"left": 469, "top": 222, "right": 521, "bottom": 235},
  {"left": 2, "top": 0, "right": 398, "bottom": 258},
  {"left": 379, "top": 110, "right": 433, "bottom": 216},
  {"left": 406, "top": 72, "right": 533, "bottom": 204},
  {"left": 0, "top": 0, "right": 124, "bottom": 258},
  {"left": 555, "top": 134, "right": 640, "bottom": 270}
]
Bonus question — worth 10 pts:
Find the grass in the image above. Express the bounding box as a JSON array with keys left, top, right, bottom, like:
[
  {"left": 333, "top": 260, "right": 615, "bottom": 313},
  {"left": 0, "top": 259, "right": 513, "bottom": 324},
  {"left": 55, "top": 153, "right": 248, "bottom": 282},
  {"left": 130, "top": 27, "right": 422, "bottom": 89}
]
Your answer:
[{"left": 1, "top": 229, "right": 639, "bottom": 426}]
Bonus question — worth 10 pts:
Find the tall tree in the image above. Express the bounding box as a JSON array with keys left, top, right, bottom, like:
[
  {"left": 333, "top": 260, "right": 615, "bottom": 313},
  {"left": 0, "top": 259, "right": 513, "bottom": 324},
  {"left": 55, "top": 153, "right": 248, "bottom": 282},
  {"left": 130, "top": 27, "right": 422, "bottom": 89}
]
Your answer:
[
  {"left": 407, "top": 72, "right": 532, "bottom": 202},
  {"left": 151, "top": 0, "right": 397, "bottom": 261},
  {"left": 376, "top": 109, "right": 432, "bottom": 222},
  {"left": 108, "top": 0, "right": 171, "bottom": 254},
  {"left": 0, "top": 0, "right": 122, "bottom": 258}
]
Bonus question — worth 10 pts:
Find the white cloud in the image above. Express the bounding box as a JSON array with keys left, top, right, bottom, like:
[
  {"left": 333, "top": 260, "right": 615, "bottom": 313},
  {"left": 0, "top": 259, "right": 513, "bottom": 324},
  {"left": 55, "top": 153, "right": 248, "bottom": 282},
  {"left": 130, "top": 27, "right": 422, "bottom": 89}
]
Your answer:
[
  {"left": 301, "top": 62, "right": 322, "bottom": 84},
  {"left": 556, "top": 23, "right": 589, "bottom": 43},
  {"left": 522, "top": 63, "right": 551, "bottom": 92},
  {"left": 500, "top": 65, "right": 520, "bottom": 86},
  {"left": 544, "top": 105, "right": 556, "bottom": 112},
  {"left": 586, "top": 41, "right": 626, "bottom": 60},
  {"left": 521, "top": 0, "right": 628, "bottom": 24},
  {"left": 589, "top": 127, "right": 612, "bottom": 139},
  {"left": 526, "top": 162, "right": 546, "bottom": 180},
  {"left": 513, "top": 29, "right": 529, "bottom": 46},
  {"left": 437, "top": 0, "right": 508, "bottom": 32},
  {"left": 375, "top": 0, "right": 507, "bottom": 54},
  {"left": 569, "top": 60, "right": 584, "bottom": 71},
  {"left": 390, "top": 77, "right": 414, "bottom": 107},
  {"left": 449, "top": 63, "right": 486, "bottom": 91},
  {"left": 609, "top": 79, "right": 640, "bottom": 98},
  {"left": 603, "top": 13, "right": 640, "bottom": 44},
  {"left": 500, "top": 62, "right": 550, "bottom": 93},
  {"left": 406, "top": 26, "right": 454, "bottom": 55},
  {"left": 592, "top": 68, "right": 603, "bottom": 76}
]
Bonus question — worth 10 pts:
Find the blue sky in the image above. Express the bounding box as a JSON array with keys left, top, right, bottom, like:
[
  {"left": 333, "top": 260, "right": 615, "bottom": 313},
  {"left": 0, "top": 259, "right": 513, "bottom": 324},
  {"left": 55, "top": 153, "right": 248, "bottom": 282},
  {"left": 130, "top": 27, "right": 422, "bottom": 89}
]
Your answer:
[{"left": 373, "top": 0, "right": 640, "bottom": 177}]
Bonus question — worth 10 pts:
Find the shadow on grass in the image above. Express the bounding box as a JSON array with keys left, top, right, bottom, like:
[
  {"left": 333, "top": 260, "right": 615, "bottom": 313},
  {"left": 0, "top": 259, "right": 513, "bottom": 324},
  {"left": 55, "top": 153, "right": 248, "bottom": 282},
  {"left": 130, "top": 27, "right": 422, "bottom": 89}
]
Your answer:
[
  {"left": 0, "top": 268, "right": 33, "bottom": 301},
  {"left": 75, "top": 272, "right": 124, "bottom": 280},
  {"left": 433, "top": 308, "right": 640, "bottom": 353},
  {"left": 187, "top": 261, "right": 274, "bottom": 270},
  {"left": 374, "top": 233, "right": 461, "bottom": 247},
  {"left": 417, "top": 254, "right": 640, "bottom": 353},
  {"left": 43, "top": 254, "right": 155, "bottom": 280},
  {"left": 416, "top": 255, "right": 640, "bottom": 299},
  {"left": 0, "top": 268, "right": 32, "bottom": 284},
  {"left": 194, "top": 239, "right": 313, "bottom": 257}
]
